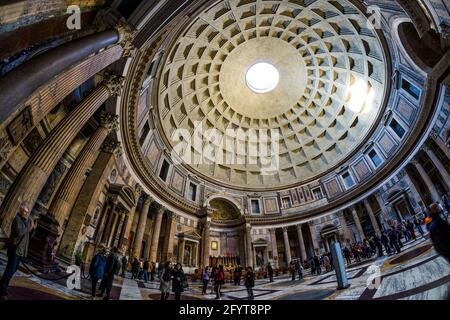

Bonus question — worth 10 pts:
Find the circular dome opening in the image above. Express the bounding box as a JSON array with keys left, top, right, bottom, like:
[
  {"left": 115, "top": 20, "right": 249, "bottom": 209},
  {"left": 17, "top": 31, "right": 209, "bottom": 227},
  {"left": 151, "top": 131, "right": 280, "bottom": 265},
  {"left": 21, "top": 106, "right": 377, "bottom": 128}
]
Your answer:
[{"left": 245, "top": 62, "right": 280, "bottom": 93}]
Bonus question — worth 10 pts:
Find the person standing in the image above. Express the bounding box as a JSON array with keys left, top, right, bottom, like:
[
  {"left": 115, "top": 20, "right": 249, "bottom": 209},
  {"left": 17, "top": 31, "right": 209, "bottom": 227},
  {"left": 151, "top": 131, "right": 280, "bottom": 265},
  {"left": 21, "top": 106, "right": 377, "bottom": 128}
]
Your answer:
[
  {"left": 121, "top": 255, "right": 128, "bottom": 278},
  {"left": 289, "top": 261, "right": 296, "bottom": 281},
  {"left": 426, "top": 204, "right": 450, "bottom": 263},
  {"left": 373, "top": 235, "right": 384, "bottom": 257},
  {"left": 389, "top": 228, "right": 401, "bottom": 255},
  {"left": 89, "top": 246, "right": 107, "bottom": 299},
  {"left": 267, "top": 262, "right": 274, "bottom": 282},
  {"left": 101, "top": 247, "right": 119, "bottom": 300},
  {"left": 150, "top": 261, "right": 156, "bottom": 281},
  {"left": 381, "top": 232, "right": 392, "bottom": 255},
  {"left": 0, "top": 204, "right": 37, "bottom": 300},
  {"left": 202, "top": 266, "right": 210, "bottom": 295},
  {"left": 343, "top": 246, "right": 351, "bottom": 265},
  {"left": 142, "top": 259, "right": 149, "bottom": 283},
  {"left": 245, "top": 266, "right": 255, "bottom": 300},
  {"left": 172, "top": 263, "right": 187, "bottom": 300},
  {"left": 131, "top": 257, "right": 139, "bottom": 279},
  {"left": 414, "top": 218, "right": 425, "bottom": 238},
  {"left": 313, "top": 255, "right": 322, "bottom": 275},
  {"left": 295, "top": 260, "right": 303, "bottom": 280},
  {"left": 233, "top": 267, "right": 240, "bottom": 286},
  {"left": 214, "top": 265, "right": 225, "bottom": 299},
  {"left": 160, "top": 261, "right": 172, "bottom": 300}
]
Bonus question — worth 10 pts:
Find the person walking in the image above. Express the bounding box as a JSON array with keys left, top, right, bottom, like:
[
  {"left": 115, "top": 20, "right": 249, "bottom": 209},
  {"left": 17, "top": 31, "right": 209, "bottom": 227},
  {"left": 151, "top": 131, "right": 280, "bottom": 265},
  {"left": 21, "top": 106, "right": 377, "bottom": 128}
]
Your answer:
[
  {"left": 101, "top": 247, "right": 120, "bottom": 300},
  {"left": 406, "top": 220, "right": 416, "bottom": 241},
  {"left": 244, "top": 266, "right": 255, "bottom": 300},
  {"left": 138, "top": 259, "right": 144, "bottom": 280},
  {"left": 172, "top": 263, "right": 186, "bottom": 300},
  {"left": 88, "top": 246, "right": 107, "bottom": 299},
  {"left": 121, "top": 256, "right": 128, "bottom": 278},
  {"left": 142, "top": 259, "right": 149, "bottom": 283},
  {"left": 160, "top": 261, "right": 172, "bottom": 300},
  {"left": 0, "top": 204, "right": 37, "bottom": 300},
  {"left": 322, "top": 255, "right": 331, "bottom": 273},
  {"left": 414, "top": 218, "right": 425, "bottom": 238},
  {"left": 267, "top": 263, "right": 274, "bottom": 283},
  {"left": 214, "top": 265, "right": 225, "bottom": 299},
  {"left": 233, "top": 267, "right": 240, "bottom": 286},
  {"left": 202, "top": 266, "right": 210, "bottom": 295}
]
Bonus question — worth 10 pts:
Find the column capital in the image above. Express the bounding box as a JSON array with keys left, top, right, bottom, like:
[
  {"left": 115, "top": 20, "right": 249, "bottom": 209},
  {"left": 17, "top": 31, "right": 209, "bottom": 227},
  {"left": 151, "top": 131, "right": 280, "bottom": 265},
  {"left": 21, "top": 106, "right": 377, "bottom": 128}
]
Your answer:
[
  {"left": 295, "top": 223, "right": 303, "bottom": 230},
  {"left": 154, "top": 203, "right": 166, "bottom": 215},
  {"left": 101, "top": 138, "right": 122, "bottom": 156},
  {"left": 142, "top": 193, "right": 152, "bottom": 206},
  {"left": 245, "top": 223, "right": 252, "bottom": 231},
  {"left": 282, "top": 226, "right": 289, "bottom": 233},
  {"left": 100, "top": 111, "right": 119, "bottom": 132},
  {"left": 166, "top": 211, "right": 177, "bottom": 221},
  {"left": 115, "top": 22, "right": 138, "bottom": 58},
  {"left": 421, "top": 144, "right": 431, "bottom": 153},
  {"left": 102, "top": 73, "right": 125, "bottom": 96},
  {"left": 134, "top": 183, "right": 143, "bottom": 197}
]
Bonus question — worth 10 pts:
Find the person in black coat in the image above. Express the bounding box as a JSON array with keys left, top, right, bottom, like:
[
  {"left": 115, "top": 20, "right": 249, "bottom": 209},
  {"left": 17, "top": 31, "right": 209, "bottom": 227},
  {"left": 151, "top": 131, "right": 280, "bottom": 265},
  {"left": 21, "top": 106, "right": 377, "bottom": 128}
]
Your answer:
[
  {"left": 172, "top": 263, "right": 186, "bottom": 300},
  {"left": 244, "top": 266, "right": 255, "bottom": 300},
  {"left": 388, "top": 229, "right": 401, "bottom": 254},
  {"left": 101, "top": 247, "right": 119, "bottom": 300},
  {"left": 131, "top": 257, "right": 139, "bottom": 279},
  {"left": 373, "top": 235, "right": 384, "bottom": 257},
  {"left": 381, "top": 232, "right": 392, "bottom": 255},
  {"left": 267, "top": 263, "right": 274, "bottom": 282},
  {"left": 426, "top": 204, "right": 450, "bottom": 264}
]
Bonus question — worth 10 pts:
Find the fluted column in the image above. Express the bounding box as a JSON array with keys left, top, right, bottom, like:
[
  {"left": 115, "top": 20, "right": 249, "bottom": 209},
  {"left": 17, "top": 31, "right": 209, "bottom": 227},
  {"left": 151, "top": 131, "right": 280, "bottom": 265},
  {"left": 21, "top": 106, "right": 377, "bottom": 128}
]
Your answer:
[
  {"left": 412, "top": 159, "right": 441, "bottom": 202},
  {"left": 269, "top": 228, "right": 279, "bottom": 268},
  {"left": 101, "top": 198, "right": 118, "bottom": 244},
  {"left": 149, "top": 205, "right": 165, "bottom": 262},
  {"left": 202, "top": 219, "right": 211, "bottom": 267},
  {"left": 50, "top": 112, "right": 118, "bottom": 228},
  {"left": 162, "top": 212, "right": 177, "bottom": 262},
  {"left": 0, "top": 75, "right": 124, "bottom": 235},
  {"left": 132, "top": 194, "right": 152, "bottom": 259},
  {"left": 245, "top": 224, "right": 253, "bottom": 268},
  {"left": 423, "top": 146, "right": 450, "bottom": 190},
  {"left": 118, "top": 214, "right": 129, "bottom": 251},
  {"left": 57, "top": 138, "right": 121, "bottom": 260},
  {"left": 296, "top": 224, "right": 307, "bottom": 261},
  {"left": 282, "top": 227, "right": 291, "bottom": 265},
  {"left": 337, "top": 211, "right": 352, "bottom": 243},
  {"left": 363, "top": 199, "right": 381, "bottom": 236},
  {"left": 178, "top": 237, "right": 185, "bottom": 264},
  {"left": 351, "top": 206, "right": 366, "bottom": 241},
  {"left": 309, "top": 222, "right": 319, "bottom": 255}
]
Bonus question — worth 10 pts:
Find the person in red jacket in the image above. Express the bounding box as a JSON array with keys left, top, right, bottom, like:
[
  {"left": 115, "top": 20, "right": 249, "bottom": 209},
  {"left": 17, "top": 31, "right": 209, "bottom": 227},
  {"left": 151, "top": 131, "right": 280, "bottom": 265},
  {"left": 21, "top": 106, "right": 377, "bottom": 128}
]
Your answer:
[{"left": 214, "top": 264, "right": 225, "bottom": 299}]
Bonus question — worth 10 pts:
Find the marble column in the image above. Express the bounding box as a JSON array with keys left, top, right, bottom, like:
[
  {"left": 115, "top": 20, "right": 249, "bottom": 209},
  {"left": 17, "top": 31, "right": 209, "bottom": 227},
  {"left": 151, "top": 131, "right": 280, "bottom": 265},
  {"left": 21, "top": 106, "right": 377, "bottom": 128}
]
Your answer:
[
  {"left": 423, "top": 146, "right": 450, "bottom": 191},
  {"left": 101, "top": 199, "right": 117, "bottom": 245},
  {"left": 309, "top": 222, "right": 319, "bottom": 255},
  {"left": 57, "top": 138, "right": 121, "bottom": 260},
  {"left": 118, "top": 214, "right": 129, "bottom": 251},
  {"left": 162, "top": 212, "right": 177, "bottom": 262},
  {"left": 202, "top": 219, "right": 211, "bottom": 268},
  {"left": 132, "top": 194, "right": 152, "bottom": 259},
  {"left": 364, "top": 199, "right": 381, "bottom": 236},
  {"left": 412, "top": 159, "right": 441, "bottom": 202},
  {"left": 0, "top": 75, "right": 124, "bottom": 235},
  {"left": 374, "top": 192, "right": 389, "bottom": 229},
  {"left": 351, "top": 206, "right": 366, "bottom": 241},
  {"left": 50, "top": 112, "right": 118, "bottom": 228},
  {"left": 269, "top": 228, "right": 279, "bottom": 268},
  {"left": 295, "top": 224, "right": 307, "bottom": 261},
  {"left": 337, "top": 211, "right": 352, "bottom": 243},
  {"left": 245, "top": 224, "right": 253, "bottom": 268},
  {"left": 282, "top": 227, "right": 291, "bottom": 265},
  {"left": 178, "top": 237, "right": 185, "bottom": 265},
  {"left": 149, "top": 205, "right": 165, "bottom": 263}
]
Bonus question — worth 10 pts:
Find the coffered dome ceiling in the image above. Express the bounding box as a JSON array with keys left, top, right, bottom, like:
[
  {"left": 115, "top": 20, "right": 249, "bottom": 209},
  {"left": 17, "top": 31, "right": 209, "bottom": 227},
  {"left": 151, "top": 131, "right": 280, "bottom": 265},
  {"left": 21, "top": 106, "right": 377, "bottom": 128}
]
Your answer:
[{"left": 154, "top": 0, "right": 388, "bottom": 190}]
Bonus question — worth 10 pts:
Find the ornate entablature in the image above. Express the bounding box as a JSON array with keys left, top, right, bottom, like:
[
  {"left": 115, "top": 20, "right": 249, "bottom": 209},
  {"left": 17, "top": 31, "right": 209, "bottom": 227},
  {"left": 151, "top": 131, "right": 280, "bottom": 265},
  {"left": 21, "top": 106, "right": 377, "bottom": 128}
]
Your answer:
[{"left": 118, "top": 0, "right": 447, "bottom": 226}]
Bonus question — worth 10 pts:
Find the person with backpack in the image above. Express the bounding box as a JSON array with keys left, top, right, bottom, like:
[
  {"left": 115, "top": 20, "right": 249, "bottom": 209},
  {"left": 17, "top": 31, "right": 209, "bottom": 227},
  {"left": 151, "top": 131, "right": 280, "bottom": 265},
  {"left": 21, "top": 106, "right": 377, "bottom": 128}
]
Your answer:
[
  {"left": 201, "top": 266, "right": 210, "bottom": 295},
  {"left": 244, "top": 266, "right": 255, "bottom": 300},
  {"left": 214, "top": 265, "right": 225, "bottom": 299},
  {"left": 100, "top": 247, "right": 120, "bottom": 300},
  {"left": 172, "top": 263, "right": 187, "bottom": 300},
  {"left": 89, "top": 246, "right": 107, "bottom": 299},
  {"left": 160, "top": 261, "right": 172, "bottom": 300},
  {"left": 0, "top": 203, "right": 37, "bottom": 300},
  {"left": 121, "top": 256, "right": 128, "bottom": 278}
]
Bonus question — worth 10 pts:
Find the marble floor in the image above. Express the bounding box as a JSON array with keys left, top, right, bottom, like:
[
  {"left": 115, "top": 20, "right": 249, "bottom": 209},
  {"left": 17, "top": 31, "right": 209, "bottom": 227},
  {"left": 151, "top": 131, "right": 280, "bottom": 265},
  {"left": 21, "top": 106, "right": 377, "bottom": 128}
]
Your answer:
[{"left": 1, "top": 236, "right": 449, "bottom": 300}]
